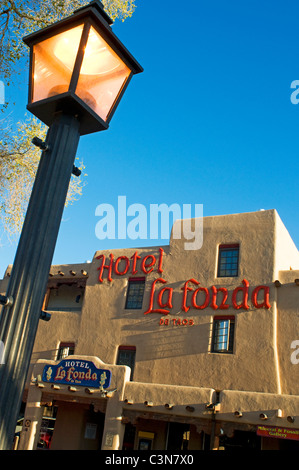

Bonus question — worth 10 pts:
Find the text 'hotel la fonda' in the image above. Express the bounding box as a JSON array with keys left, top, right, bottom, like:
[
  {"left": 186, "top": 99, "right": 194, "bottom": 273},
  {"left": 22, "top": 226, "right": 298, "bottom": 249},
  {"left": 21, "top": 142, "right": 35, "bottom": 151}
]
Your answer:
[{"left": 0, "top": 209, "right": 298, "bottom": 450}]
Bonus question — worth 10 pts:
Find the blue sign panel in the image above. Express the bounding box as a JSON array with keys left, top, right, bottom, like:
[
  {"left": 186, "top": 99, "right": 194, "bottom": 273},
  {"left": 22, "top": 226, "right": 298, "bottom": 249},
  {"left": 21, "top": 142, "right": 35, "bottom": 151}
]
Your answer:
[{"left": 42, "top": 359, "right": 111, "bottom": 389}]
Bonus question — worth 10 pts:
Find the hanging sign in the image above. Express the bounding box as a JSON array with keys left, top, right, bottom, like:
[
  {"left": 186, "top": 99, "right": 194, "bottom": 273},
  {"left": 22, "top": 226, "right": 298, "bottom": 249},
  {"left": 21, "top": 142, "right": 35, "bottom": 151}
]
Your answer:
[
  {"left": 42, "top": 359, "right": 111, "bottom": 389},
  {"left": 257, "top": 425, "right": 299, "bottom": 441}
]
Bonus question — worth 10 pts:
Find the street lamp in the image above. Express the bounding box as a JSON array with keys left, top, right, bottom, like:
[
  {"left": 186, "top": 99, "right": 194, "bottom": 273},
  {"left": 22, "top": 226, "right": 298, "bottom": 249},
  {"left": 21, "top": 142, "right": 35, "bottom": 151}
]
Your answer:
[
  {"left": 25, "top": 0, "right": 142, "bottom": 135},
  {"left": 0, "top": 0, "right": 142, "bottom": 450}
]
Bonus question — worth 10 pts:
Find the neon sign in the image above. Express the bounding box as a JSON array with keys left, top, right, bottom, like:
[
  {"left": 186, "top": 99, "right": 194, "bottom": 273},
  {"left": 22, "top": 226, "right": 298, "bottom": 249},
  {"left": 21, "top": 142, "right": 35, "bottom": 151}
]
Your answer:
[{"left": 96, "top": 249, "right": 271, "bottom": 321}]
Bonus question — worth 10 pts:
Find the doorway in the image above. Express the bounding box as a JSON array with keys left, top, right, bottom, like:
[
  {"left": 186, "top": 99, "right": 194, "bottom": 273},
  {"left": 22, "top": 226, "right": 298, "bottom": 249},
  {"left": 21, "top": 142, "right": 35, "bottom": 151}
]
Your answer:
[
  {"left": 49, "top": 402, "right": 105, "bottom": 450},
  {"left": 166, "top": 423, "right": 190, "bottom": 450}
]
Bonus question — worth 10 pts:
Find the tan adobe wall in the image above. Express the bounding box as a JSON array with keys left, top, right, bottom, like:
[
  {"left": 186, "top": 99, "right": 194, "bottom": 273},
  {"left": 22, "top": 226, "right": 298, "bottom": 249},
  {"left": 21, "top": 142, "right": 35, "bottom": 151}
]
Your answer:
[
  {"left": 1, "top": 210, "right": 298, "bottom": 396},
  {"left": 275, "top": 270, "right": 299, "bottom": 395},
  {"left": 72, "top": 210, "right": 298, "bottom": 394}
]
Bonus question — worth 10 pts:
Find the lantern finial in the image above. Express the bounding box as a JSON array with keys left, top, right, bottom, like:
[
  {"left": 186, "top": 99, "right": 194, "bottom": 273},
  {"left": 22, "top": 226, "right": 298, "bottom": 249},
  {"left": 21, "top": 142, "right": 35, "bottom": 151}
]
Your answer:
[{"left": 74, "top": 0, "right": 113, "bottom": 25}]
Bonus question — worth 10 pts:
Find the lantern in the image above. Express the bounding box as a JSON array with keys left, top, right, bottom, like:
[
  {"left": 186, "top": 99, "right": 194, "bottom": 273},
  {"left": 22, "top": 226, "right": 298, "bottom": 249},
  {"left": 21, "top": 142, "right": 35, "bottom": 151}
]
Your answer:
[{"left": 23, "top": 0, "right": 143, "bottom": 135}]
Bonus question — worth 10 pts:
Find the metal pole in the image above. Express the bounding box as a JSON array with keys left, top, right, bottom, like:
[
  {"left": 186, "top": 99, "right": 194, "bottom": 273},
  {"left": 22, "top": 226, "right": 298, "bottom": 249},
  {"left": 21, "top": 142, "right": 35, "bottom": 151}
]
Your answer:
[{"left": 0, "top": 112, "right": 80, "bottom": 449}]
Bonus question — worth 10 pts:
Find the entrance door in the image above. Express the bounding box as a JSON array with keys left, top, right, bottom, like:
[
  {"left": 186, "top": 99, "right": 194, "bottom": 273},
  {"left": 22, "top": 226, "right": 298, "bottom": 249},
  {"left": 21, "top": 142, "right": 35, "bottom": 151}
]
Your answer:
[
  {"left": 49, "top": 402, "right": 105, "bottom": 450},
  {"left": 166, "top": 423, "right": 190, "bottom": 450},
  {"left": 82, "top": 406, "right": 105, "bottom": 450}
]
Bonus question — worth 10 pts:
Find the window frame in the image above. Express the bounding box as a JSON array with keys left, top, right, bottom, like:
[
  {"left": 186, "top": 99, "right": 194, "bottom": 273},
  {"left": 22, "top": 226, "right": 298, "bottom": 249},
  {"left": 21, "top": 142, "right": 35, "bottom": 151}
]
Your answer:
[
  {"left": 116, "top": 345, "right": 136, "bottom": 380},
  {"left": 217, "top": 243, "right": 239, "bottom": 278},
  {"left": 125, "top": 277, "right": 145, "bottom": 310},
  {"left": 57, "top": 342, "right": 75, "bottom": 361},
  {"left": 211, "top": 316, "right": 235, "bottom": 354}
]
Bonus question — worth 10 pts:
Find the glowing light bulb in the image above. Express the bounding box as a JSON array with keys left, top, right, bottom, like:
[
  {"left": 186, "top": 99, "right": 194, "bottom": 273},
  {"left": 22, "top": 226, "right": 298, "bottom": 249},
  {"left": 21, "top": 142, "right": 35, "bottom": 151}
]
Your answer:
[
  {"left": 52, "top": 25, "right": 122, "bottom": 77},
  {"left": 80, "top": 27, "right": 122, "bottom": 76},
  {"left": 53, "top": 25, "right": 84, "bottom": 72},
  {"left": 32, "top": 23, "right": 131, "bottom": 121}
]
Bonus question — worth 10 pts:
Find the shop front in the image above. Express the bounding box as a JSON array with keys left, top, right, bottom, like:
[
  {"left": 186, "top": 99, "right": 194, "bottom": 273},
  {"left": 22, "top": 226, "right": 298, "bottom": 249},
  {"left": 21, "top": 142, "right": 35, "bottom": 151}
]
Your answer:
[
  {"left": 18, "top": 355, "right": 218, "bottom": 450},
  {"left": 36, "top": 401, "right": 105, "bottom": 450},
  {"left": 18, "top": 357, "right": 299, "bottom": 451},
  {"left": 18, "top": 356, "right": 130, "bottom": 450}
]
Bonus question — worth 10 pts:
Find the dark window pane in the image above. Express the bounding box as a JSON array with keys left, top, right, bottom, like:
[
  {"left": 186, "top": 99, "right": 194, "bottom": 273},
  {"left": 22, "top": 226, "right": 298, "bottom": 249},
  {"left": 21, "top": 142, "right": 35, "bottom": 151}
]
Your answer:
[
  {"left": 125, "top": 279, "right": 145, "bottom": 309},
  {"left": 217, "top": 245, "right": 239, "bottom": 277},
  {"left": 57, "top": 342, "right": 75, "bottom": 360},
  {"left": 117, "top": 346, "right": 136, "bottom": 380}
]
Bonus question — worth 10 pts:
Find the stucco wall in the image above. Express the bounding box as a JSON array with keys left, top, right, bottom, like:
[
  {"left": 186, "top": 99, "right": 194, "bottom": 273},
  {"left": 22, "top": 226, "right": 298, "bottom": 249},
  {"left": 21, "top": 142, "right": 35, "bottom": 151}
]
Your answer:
[
  {"left": 275, "top": 270, "right": 299, "bottom": 395},
  {"left": 71, "top": 210, "right": 298, "bottom": 393},
  {"left": 1, "top": 210, "right": 298, "bottom": 397}
]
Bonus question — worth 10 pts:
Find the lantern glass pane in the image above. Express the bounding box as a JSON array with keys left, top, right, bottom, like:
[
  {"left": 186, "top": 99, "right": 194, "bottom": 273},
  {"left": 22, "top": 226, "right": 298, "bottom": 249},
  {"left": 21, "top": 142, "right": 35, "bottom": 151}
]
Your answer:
[
  {"left": 75, "top": 26, "right": 131, "bottom": 121},
  {"left": 32, "top": 25, "right": 84, "bottom": 103}
]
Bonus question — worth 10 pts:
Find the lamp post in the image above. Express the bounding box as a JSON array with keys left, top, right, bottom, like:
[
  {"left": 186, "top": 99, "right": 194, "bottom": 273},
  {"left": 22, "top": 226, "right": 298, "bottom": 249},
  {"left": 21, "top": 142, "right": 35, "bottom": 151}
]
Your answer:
[{"left": 0, "top": 0, "right": 142, "bottom": 450}]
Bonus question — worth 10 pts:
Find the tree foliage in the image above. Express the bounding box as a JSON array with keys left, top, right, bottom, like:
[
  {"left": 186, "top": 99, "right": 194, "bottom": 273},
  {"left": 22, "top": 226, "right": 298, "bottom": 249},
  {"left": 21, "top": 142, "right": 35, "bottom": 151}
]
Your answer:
[
  {"left": 0, "top": 116, "right": 85, "bottom": 239},
  {"left": 0, "top": 1, "right": 136, "bottom": 84},
  {"left": 0, "top": 0, "right": 136, "bottom": 239}
]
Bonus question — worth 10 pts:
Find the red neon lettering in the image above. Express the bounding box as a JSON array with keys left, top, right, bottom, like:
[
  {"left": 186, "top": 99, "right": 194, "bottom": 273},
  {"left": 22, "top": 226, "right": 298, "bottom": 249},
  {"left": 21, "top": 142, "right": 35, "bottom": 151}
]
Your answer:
[
  {"left": 157, "top": 247, "right": 164, "bottom": 273},
  {"left": 159, "top": 318, "right": 194, "bottom": 326},
  {"left": 96, "top": 254, "right": 114, "bottom": 282},
  {"left": 130, "top": 251, "right": 141, "bottom": 274},
  {"left": 141, "top": 255, "right": 156, "bottom": 274},
  {"left": 192, "top": 286, "right": 210, "bottom": 309},
  {"left": 211, "top": 286, "right": 229, "bottom": 310},
  {"left": 251, "top": 285, "right": 271, "bottom": 309},
  {"left": 114, "top": 256, "right": 130, "bottom": 276},
  {"left": 144, "top": 278, "right": 171, "bottom": 315},
  {"left": 181, "top": 279, "right": 199, "bottom": 312},
  {"left": 157, "top": 286, "right": 173, "bottom": 311},
  {"left": 232, "top": 279, "right": 250, "bottom": 310}
]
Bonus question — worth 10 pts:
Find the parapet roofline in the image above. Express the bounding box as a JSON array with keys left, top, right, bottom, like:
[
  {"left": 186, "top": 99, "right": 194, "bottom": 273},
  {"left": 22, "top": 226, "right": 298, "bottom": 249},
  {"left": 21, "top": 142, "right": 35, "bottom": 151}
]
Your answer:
[{"left": 3, "top": 263, "right": 91, "bottom": 279}]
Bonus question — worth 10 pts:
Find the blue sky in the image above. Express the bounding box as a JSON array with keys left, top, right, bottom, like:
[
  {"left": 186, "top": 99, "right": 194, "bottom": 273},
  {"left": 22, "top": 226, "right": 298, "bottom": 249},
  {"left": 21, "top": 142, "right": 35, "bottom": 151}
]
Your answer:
[{"left": 1, "top": 0, "right": 299, "bottom": 277}]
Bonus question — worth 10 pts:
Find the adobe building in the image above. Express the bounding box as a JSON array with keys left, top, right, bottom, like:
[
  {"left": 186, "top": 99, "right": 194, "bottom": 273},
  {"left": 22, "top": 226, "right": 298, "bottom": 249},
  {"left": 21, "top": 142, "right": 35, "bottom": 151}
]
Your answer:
[{"left": 1, "top": 209, "right": 299, "bottom": 450}]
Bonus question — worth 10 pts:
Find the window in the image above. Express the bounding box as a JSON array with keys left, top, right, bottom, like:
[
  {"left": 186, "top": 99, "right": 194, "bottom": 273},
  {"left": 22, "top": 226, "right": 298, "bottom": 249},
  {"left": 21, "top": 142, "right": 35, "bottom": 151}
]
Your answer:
[
  {"left": 125, "top": 278, "right": 145, "bottom": 309},
  {"left": 211, "top": 316, "right": 235, "bottom": 354},
  {"left": 217, "top": 244, "right": 239, "bottom": 277},
  {"left": 45, "top": 282, "right": 85, "bottom": 311},
  {"left": 57, "top": 342, "right": 75, "bottom": 360},
  {"left": 117, "top": 346, "right": 136, "bottom": 380}
]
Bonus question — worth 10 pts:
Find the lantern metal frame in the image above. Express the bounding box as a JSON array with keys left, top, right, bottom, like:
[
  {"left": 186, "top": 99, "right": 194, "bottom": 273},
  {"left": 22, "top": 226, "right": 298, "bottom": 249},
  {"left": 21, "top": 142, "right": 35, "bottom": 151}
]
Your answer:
[{"left": 23, "top": 0, "right": 143, "bottom": 135}]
